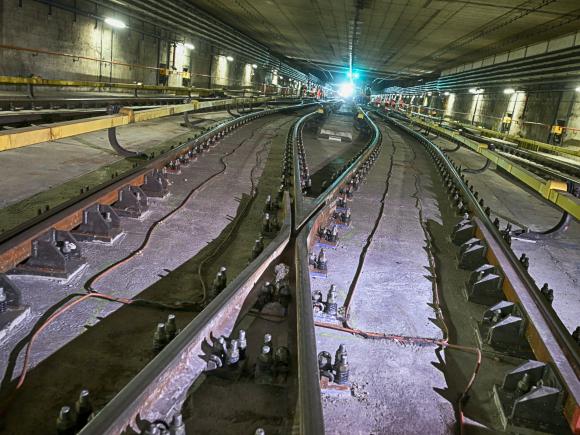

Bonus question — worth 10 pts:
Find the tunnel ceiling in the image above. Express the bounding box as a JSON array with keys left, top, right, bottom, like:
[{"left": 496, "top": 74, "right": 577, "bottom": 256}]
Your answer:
[{"left": 189, "top": 0, "right": 580, "bottom": 83}]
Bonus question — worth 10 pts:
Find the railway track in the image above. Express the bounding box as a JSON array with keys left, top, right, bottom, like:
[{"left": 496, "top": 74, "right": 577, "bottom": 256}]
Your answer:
[
  {"left": 384, "top": 113, "right": 579, "bottom": 434},
  {"left": 0, "top": 101, "right": 320, "bottom": 431},
  {"left": 0, "top": 103, "right": 578, "bottom": 434}
]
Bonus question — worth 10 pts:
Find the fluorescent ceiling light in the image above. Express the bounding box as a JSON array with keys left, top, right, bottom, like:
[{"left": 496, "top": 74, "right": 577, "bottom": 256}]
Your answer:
[
  {"left": 503, "top": 88, "right": 515, "bottom": 95},
  {"left": 468, "top": 88, "right": 477, "bottom": 94},
  {"left": 443, "top": 91, "right": 450, "bottom": 96},
  {"left": 104, "top": 17, "right": 126, "bottom": 29},
  {"left": 184, "top": 43, "right": 195, "bottom": 50},
  {"left": 252, "top": 64, "right": 258, "bottom": 69},
  {"left": 226, "top": 56, "right": 234, "bottom": 61}
]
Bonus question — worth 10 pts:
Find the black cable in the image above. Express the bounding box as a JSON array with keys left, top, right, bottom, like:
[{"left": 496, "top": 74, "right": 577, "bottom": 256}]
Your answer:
[{"left": 84, "top": 128, "right": 257, "bottom": 293}]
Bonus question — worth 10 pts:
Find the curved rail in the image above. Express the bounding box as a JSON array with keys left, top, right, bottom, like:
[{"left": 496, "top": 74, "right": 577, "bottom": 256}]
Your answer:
[
  {"left": 80, "top": 196, "right": 293, "bottom": 435},
  {"left": 292, "top": 107, "right": 382, "bottom": 433},
  {"left": 387, "top": 115, "right": 580, "bottom": 433},
  {"left": 381, "top": 111, "right": 580, "bottom": 221}
]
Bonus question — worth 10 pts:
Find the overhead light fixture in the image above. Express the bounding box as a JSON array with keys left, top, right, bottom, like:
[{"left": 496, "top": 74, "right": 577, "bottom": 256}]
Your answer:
[
  {"left": 104, "top": 17, "right": 126, "bottom": 29},
  {"left": 468, "top": 88, "right": 477, "bottom": 94},
  {"left": 503, "top": 88, "right": 515, "bottom": 95},
  {"left": 427, "top": 92, "right": 432, "bottom": 96},
  {"left": 443, "top": 91, "right": 450, "bottom": 96},
  {"left": 252, "top": 64, "right": 258, "bottom": 69},
  {"left": 575, "top": 86, "right": 580, "bottom": 92},
  {"left": 339, "top": 82, "right": 354, "bottom": 98},
  {"left": 226, "top": 56, "right": 234, "bottom": 62},
  {"left": 184, "top": 43, "right": 195, "bottom": 50}
]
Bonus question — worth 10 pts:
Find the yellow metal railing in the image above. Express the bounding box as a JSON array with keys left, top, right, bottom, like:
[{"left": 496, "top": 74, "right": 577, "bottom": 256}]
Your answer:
[
  {"left": 0, "top": 75, "right": 220, "bottom": 96},
  {"left": 447, "top": 119, "right": 580, "bottom": 159},
  {"left": 0, "top": 96, "right": 278, "bottom": 152},
  {"left": 410, "top": 116, "right": 580, "bottom": 220}
]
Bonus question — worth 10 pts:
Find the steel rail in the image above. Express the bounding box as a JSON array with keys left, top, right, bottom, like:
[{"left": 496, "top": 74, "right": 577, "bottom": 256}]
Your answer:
[
  {"left": 291, "top": 107, "right": 382, "bottom": 434},
  {"left": 292, "top": 107, "right": 382, "bottom": 233},
  {"left": 294, "top": 228, "right": 325, "bottom": 435},
  {"left": 17, "top": 102, "right": 328, "bottom": 435},
  {"left": 400, "top": 111, "right": 580, "bottom": 159},
  {"left": 386, "top": 115, "right": 580, "bottom": 433},
  {"left": 400, "top": 114, "right": 580, "bottom": 220},
  {"left": 496, "top": 151, "right": 580, "bottom": 186},
  {"left": 460, "top": 131, "right": 580, "bottom": 182}
]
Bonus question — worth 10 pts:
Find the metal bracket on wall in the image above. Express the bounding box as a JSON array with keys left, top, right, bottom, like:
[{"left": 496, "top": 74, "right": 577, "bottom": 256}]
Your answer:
[
  {"left": 463, "top": 158, "right": 491, "bottom": 174},
  {"left": 519, "top": 212, "right": 571, "bottom": 240},
  {"left": 183, "top": 111, "right": 205, "bottom": 128},
  {"left": 106, "top": 105, "right": 146, "bottom": 157}
]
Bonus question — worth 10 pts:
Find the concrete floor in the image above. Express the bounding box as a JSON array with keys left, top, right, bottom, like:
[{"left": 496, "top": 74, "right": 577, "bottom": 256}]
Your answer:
[
  {"left": 1, "top": 114, "right": 276, "bottom": 380},
  {"left": 1, "top": 106, "right": 576, "bottom": 433},
  {"left": 309, "top": 118, "right": 455, "bottom": 433},
  {"left": 0, "top": 111, "right": 231, "bottom": 234},
  {"left": 431, "top": 135, "right": 579, "bottom": 334},
  {"left": 305, "top": 111, "right": 455, "bottom": 434},
  {"left": 308, "top": 115, "right": 577, "bottom": 433}
]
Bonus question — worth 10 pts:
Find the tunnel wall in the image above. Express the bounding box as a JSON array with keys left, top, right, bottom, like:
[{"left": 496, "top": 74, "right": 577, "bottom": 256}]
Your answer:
[
  {"left": 386, "top": 88, "right": 580, "bottom": 147},
  {"left": 0, "top": 0, "right": 280, "bottom": 91},
  {"left": 451, "top": 90, "right": 579, "bottom": 146}
]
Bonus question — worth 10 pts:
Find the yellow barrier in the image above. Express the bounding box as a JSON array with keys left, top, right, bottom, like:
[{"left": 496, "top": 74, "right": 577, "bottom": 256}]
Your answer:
[
  {"left": 450, "top": 120, "right": 580, "bottom": 159},
  {"left": 0, "top": 75, "right": 217, "bottom": 96},
  {"left": 410, "top": 116, "right": 580, "bottom": 220},
  {"left": 0, "top": 96, "right": 278, "bottom": 152}
]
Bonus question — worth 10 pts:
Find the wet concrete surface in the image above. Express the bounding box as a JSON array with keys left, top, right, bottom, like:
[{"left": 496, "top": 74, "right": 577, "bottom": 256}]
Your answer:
[
  {"left": 0, "top": 112, "right": 299, "bottom": 434},
  {"left": 431, "top": 135, "right": 579, "bottom": 334}
]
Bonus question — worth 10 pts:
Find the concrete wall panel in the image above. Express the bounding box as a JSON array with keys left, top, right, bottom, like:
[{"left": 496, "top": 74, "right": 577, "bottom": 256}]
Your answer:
[{"left": 0, "top": 0, "right": 264, "bottom": 90}]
